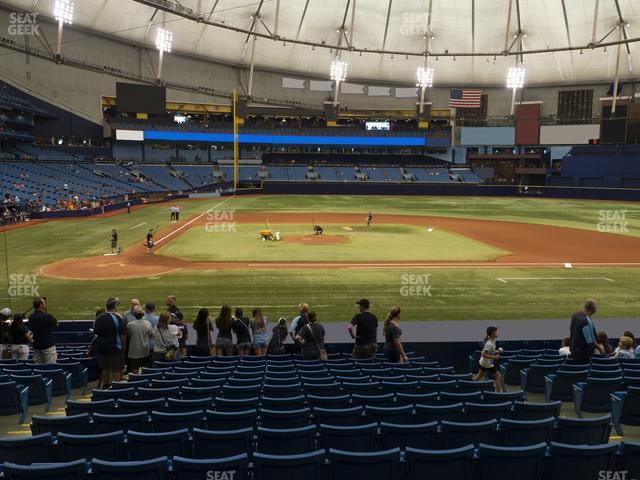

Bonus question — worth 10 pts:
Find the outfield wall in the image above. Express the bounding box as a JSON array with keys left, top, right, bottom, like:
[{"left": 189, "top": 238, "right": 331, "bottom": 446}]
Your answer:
[{"left": 257, "top": 181, "right": 640, "bottom": 201}]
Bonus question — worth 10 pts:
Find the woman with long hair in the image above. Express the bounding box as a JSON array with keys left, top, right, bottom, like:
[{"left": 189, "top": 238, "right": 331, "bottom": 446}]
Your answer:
[
  {"left": 193, "top": 308, "right": 213, "bottom": 357},
  {"left": 382, "top": 307, "right": 408, "bottom": 363},
  {"left": 267, "top": 317, "right": 288, "bottom": 356},
  {"left": 215, "top": 305, "right": 234, "bottom": 356},
  {"left": 152, "top": 311, "right": 181, "bottom": 364},
  {"left": 233, "top": 307, "right": 252, "bottom": 356},
  {"left": 250, "top": 308, "right": 269, "bottom": 356},
  {"left": 596, "top": 331, "right": 613, "bottom": 355}
]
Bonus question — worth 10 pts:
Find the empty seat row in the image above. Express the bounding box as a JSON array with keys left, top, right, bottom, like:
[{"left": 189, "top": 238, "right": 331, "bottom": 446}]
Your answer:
[{"left": 2, "top": 442, "right": 638, "bottom": 480}]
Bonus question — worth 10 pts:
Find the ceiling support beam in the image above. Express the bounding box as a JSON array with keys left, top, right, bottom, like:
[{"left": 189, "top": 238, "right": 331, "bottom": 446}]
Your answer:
[
  {"left": 381, "top": 0, "right": 393, "bottom": 51},
  {"left": 295, "top": 0, "right": 310, "bottom": 39},
  {"left": 503, "top": 0, "right": 513, "bottom": 53},
  {"left": 206, "top": 0, "right": 220, "bottom": 21},
  {"left": 613, "top": 0, "right": 632, "bottom": 71},
  {"left": 591, "top": 0, "right": 599, "bottom": 45},
  {"left": 348, "top": 0, "right": 356, "bottom": 46},
  {"left": 612, "top": 27, "right": 623, "bottom": 113},
  {"left": 247, "top": 35, "right": 257, "bottom": 98},
  {"left": 560, "top": 0, "right": 572, "bottom": 47},
  {"left": 273, "top": 0, "right": 280, "bottom": 37},
  {"left": 144, "top": 8, "right": 158, "bottom": 39}
]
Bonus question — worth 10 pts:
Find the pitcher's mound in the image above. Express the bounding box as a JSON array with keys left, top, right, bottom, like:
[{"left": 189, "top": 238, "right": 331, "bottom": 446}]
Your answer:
[{"left": 283, "top": 234, "right": 349, "bottom": 245}]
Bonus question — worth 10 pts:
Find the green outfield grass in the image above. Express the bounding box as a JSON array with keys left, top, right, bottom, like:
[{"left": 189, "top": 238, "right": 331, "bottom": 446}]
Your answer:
[
  {"left": 159, "top": 223, "right": 509, "bottom": 262},
  {"left": 1, "top": 194, "right": 639, "bottom": 321}
]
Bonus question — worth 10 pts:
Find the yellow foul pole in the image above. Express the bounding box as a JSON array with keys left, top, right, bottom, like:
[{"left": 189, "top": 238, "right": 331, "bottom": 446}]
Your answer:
[{"left": 232, "top": 89, "right": 239, "bottom": 192}]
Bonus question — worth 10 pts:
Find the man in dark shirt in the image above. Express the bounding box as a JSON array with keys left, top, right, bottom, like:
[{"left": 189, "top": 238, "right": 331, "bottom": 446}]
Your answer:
[
  {"left": 146, "top": 229, "right": 154, "bottom": 255},
  {"left": 93, "top": 297, "right": 126, "bottom": 388},
  {"left": 569, "top": 298, "right": 604, "bottom": 364},
  {"left": 348, "top": 298, "right": 378, "bottom": 359},
  {"left": 28, "top": 297, "right": 58, "bottom": 364},
  {"left": 166, "top": 295, "right": 187, "bottom": 356}
]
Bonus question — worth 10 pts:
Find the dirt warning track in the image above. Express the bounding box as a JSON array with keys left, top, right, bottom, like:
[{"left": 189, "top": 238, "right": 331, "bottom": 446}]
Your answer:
[{"left": 39, "top": 212, "right": 640, "bottom": 280}]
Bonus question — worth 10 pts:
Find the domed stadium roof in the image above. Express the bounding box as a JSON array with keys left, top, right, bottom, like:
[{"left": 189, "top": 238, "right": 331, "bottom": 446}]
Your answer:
[{"left": 9, "top": 0, "right": 640, "bottom": 86}]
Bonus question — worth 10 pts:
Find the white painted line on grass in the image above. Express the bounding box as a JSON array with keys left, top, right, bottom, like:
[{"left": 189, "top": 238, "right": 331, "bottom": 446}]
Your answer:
[
  {"left": 129, "top": 222, "right": 147, "bottom": 230},
  {"left": 496, "top": 277, "right": 615, "bottom": 283},
  {"left": 155, "top": 196, "right": 234, "bottom": 245}
]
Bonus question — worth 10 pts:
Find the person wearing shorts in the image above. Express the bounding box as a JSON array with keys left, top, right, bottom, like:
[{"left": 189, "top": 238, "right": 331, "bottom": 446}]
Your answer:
[
  {"left": 215, "top": 305, "right": 234, "bottom": 356},
  {"left": 472, "top": 326, "right": 503, "bottom": 392},
  {"left": 250, "top": 308, "right": 269, "bottom": 356},
  {"left": 233, "top": 308, "right": 252, "bottom": 356},
  {"left": 93, "top": 298, "right": 126, "bottom": 388}
]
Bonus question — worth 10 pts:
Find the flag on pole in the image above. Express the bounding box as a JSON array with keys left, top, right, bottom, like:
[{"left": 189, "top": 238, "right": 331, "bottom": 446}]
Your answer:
[{"left": 449, "top": 89, "right": 482, "bottom": 108}]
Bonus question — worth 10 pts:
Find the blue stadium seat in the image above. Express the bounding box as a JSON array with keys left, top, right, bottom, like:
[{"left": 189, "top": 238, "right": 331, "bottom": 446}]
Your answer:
[
  {"left": 66, "top": 399, "right": 116, "bottom": 416},
  {"left": 172, "top": 454, "right": 249, "bottom": 480},
  {"left": 192, "top": 427, "right": 253, "bottom": 458},
  {"left": 555, "top": 415, "right": 612, "bottom": 445},
  {"left": 30, "top": 413, "right": 90, "bottom": 435},
  {"left": 93, "top": 412, "right": 148, "bottom": 434},
  {"left": 380, "top": 381, "right": 419, "bottom": 395},
  {"left": 91, "top": 456, "right": 169, "bottom": 480},
  {"left": 464, "top": 402, "right": 512, "bottom": 422},
  {"left": 574, "top": 377, "right": 623, "bottom": 415},
  {"left": 511, "top": 401, "right": 561, "bottom": 421},
  {"left": 166, "top": 397, "right": 213, "bottom": 413},
  {"left": 0, "top": 432, "right": 53, "bottom": 464},
  {"left": 112, "top": 380, "right": 149, "bottom": 390},
  {"left": 544, "top": 370, "right": 589, "bottom": 402},
  {"left": 11, "top": 374, "right": 52, "bottom": 410},
  {"left": 33, "top": 369, "right": 72, "bottom": 400},
  {"left": 303, "top": 382, "right": 341, "bottom": 396},
  {"left": 327, "top": 448, "right": 401, "bottom": 480},
  {"left": 364, "top": 405, "right": 413, "bottom": 424},
  {"left": 92, "top": 387, "right": 135, "bottom": 401},
  {"left": 57, "top": 431, "right": 126, "bottom": 461},
  {"left": 547, "top": 442, "right": 619, "bottom": 480},
  {"left": 521, "top": 364, "right": 560, "bottom": 393},
  {"left": 181, "top": 386, "right": 220, "bottom": 400},
  {"left": 306, "top": 394, "right": 350, "bottom": 410},
  {"left": 439, "top": 391, "right": 482, "bottom": 404},
  {"left": 127, "top": 429, "right": 190, "bottom": 460},
  {"left": 260, "top": 408, "right": 311, "bottom": 429},
  {"left": 214, "top": 396, "right": 260, "bottom": 412},
  {"left": 481, "top": 390, "right": 526, "bottom": 402},
  {"left": 414, "top": 403, "right": 464, "bottom": 423},
  {"left": 117, "top": 398, "right": 165, "bottom": 414},
  {"left": 150, "top": 410, "right": 204, "bottom": 432},
  {"left": 205, "top": 409, "right": 257, "bottom": 431},
  {"left": 476, "top": 443, "right": 547, "bottom": 480},
  {"left": 253, "top": 450, "right": 325, "bottom": 480},
  {"left": 351, "top": 393, "right": 395, "bottom": 407},
  {"left": 419, "top": 380, "right": 457, "bottom": 394},
  {"left": 620, "top": 441, "right": 640, "bottom": 480},
  {"left": 256, "top": 425, "right": 317, "bottom": 455},
  {"left": 502, "top": 359, "right": 535, "bottom": 386},
  {"left": 403, "top": 445, "right": 474, "bottom": 480},
  {"left": 312, "top": 406, "right": 363, "bottom": 426},
  {"left": 379, "top": 421, "right": 437, "bottom": 450},
  {"left": 498, "top": 418, "right": 555, "bottom": 446},
  {"left": 0, "top": 381, "right": 29, "bottom": 423},
  {"left": 136, "top": 386, "right": 180, "bottom": 401},
  {"left": 263, "top": 383, "right": 302, "bottom": 398},
  {"left": 2, "top": 458, "right": 87, "bottom": 480},
  {"left": 439, "top": 420, "right": 498, "bottom": 449},
  {"left": 457, "top": 380, "right": 494, "bottom": 394},
  {"left": 395, "top": 392, "right": 438, "bottom": 406},
  {"left": 341, "top": 382, "right": 380, "bottom": 396},
  {"left": 319, "top": 423, "right": 378, "bottom": 452},
  {"left": 261, "top": 395, "right": 306, "bottom": 411},
  {"left": 150, "top": 378, "right": 189, "bottom": 389},
  {"left": 611, "top": 387, "right": 640, "bottom": 435},
  {"left": 223, "top": 384, "right": 262, "bottom": 399}
]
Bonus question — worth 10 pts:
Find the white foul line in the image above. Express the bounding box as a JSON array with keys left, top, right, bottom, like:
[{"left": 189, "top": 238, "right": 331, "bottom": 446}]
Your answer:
[
  {"left": 155, "top": 196, "right": 234, "bottom": 245},
  {"left": 497, "top": 277, "right": 615, "bottom": 283},
  {"left": 129, "top": 222, "right": 147, "bottom": 230}
]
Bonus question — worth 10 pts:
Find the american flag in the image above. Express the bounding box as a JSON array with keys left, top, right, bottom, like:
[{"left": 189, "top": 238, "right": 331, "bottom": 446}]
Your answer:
[{"left": 449, "top": 89, "right": 482, "bottom": 108}]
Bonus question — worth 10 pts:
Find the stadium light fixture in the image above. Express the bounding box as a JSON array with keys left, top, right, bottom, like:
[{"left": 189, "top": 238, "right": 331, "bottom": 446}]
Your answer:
[
  {"left": 54, "top": 0, "right": 73, "bottom": 58},
  {"left": 416, "top": 67, "right": 434, "bottom": 88},
  {"left": 506, "top": 66, "right": 525, "bottom": 116},
  {"left": 330, "top": 59, "right": 348, "bottom": 106},
  {"left": 416, "top": 67, "right": 434, "bottom": 115},
  {"left": 54, "top": 0, "right": 74, "bottom": 24},
  {"left": 155, "top": 28, "right": 173, "bottom": 80},
  {"left": 155, "top": 27, "right": 173, "bottom": 53}
]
